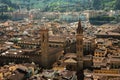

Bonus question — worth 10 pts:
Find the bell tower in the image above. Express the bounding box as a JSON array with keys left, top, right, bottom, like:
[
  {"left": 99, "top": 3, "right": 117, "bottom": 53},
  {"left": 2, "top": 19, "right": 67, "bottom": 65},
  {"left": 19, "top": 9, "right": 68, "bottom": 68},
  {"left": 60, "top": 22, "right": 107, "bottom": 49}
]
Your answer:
[
  {"left": 76, "top": 20, "right": 83, "bottom": 70},
  {"left": 40, "top": 28, "right": 49, "bottom": 68}
]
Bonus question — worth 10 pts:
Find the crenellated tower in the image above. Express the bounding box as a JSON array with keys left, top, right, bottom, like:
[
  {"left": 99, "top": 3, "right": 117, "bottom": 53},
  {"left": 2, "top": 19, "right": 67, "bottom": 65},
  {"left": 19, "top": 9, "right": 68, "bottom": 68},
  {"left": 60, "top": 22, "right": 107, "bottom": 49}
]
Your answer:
[
  {"left": 76, "top": 20, "right": 83, "bottom": 70},
  {"left": 40, "top": 28, "right": 49, "bottom": 68}
]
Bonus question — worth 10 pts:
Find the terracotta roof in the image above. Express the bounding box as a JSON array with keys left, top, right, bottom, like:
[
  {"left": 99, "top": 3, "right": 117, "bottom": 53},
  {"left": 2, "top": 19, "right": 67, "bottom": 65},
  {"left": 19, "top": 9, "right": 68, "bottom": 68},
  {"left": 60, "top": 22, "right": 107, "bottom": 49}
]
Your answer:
[
  {"left": 64, "top": 58, "right": 77, "bottom": 63},
  {"left": 64, "top": 53, "right": 77, "bottom": 58}
]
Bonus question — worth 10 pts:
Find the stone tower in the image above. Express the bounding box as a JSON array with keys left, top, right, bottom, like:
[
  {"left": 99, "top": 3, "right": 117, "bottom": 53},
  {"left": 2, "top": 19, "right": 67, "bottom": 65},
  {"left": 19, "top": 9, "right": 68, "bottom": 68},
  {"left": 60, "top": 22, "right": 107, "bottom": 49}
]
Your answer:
[
  {"left": 76, "top": 20, "right": 83, "bottom": 70},
  {"left": 40, "top": 28, "right": 49, "bottom": 68}
]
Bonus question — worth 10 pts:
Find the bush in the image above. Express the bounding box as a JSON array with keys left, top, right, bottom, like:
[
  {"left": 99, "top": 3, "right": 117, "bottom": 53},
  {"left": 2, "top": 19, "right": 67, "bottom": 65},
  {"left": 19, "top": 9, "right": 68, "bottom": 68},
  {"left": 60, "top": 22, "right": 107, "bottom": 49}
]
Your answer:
[
  {"left": 89, "top": 15, "right": 115, "bottom": 25},
  {"left": 0, "top": 14, "right": 11, "bottom": 20}
]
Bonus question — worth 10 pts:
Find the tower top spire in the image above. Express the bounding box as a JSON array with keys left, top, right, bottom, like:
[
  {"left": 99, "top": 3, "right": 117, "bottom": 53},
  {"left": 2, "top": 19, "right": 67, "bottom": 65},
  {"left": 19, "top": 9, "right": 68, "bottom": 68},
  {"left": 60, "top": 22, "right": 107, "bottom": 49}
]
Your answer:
[{"left": 77, "top": 19, "right": 83, "bottom": 34}]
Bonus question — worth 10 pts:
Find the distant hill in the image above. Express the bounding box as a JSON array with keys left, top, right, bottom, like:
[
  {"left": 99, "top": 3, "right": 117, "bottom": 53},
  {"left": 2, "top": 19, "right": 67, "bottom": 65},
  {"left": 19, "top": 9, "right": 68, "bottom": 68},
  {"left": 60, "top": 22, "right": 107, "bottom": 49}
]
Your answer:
[
  {"left": 10, "top": 0, "right": 91, "bottom": 11},
  {"left": 93, "top": 0, "right": 120, "bottom": 10},
  {"left": 0, "top": 0, "right": 120, "bottom": 12}
]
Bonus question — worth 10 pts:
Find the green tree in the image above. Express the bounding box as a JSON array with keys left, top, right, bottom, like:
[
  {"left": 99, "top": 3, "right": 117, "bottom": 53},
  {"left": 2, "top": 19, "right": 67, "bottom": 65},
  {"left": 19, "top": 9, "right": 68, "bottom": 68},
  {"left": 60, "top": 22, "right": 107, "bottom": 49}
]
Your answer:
[
  {"left": 93, "top": 0, "right": 102, "bottom": 10},
  {"left": 115, "top": 0, "right": 120, "bottom": 10}
]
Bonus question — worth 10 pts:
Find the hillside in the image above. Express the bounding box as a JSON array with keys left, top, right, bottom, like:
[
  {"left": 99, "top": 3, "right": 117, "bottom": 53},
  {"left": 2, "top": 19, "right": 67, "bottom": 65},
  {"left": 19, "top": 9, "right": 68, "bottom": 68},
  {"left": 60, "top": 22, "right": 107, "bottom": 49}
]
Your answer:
[
  {"left": 0, "top": 0, "right": 18, "bottom": 11},
  {"left": 10, "top": 0, "right": 91, "bottom": 11},
  {"left": 0, "top": 0, "right": 120, "bottom": 12},
  {"left": 93, "top": 0, "right": 119, "bottom": 10}
]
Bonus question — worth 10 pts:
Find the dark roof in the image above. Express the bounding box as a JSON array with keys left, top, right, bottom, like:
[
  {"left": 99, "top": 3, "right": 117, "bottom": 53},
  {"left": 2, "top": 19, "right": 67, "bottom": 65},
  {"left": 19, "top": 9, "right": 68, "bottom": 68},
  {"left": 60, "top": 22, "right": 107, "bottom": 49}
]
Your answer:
[{"left": 48, "top": 47, "right": 63, "bottom": 55}]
